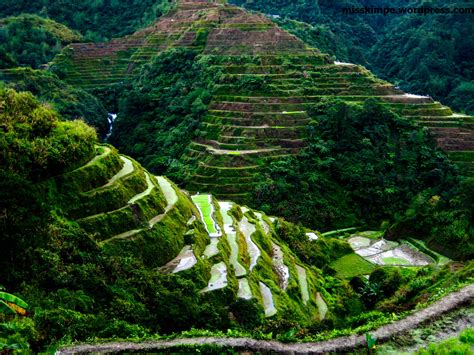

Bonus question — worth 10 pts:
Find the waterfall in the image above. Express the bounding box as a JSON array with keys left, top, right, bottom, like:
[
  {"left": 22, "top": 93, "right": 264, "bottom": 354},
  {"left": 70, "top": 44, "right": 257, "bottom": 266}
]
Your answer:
[{"left": 106, "top": 113, "right": 117, "bottom": 140}]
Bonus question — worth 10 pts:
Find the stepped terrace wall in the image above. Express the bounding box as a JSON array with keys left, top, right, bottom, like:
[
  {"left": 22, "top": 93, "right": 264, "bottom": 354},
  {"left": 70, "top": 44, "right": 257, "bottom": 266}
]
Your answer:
[{"left": 52, "top": 0, "right": 474, "bottom": 201}]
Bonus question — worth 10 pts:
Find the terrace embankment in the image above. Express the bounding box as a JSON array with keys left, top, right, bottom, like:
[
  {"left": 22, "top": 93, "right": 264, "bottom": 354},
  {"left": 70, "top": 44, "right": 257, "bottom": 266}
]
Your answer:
[
  {"left": 47, "top": 143, "right": 332, "bottom": 327},
  {"left": 53, "top": 0, "right": 474, "bottom": 202}
]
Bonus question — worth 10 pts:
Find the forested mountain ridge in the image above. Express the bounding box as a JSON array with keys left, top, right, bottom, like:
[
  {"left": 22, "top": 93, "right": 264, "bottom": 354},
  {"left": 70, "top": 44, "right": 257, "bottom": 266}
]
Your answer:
[
  {"left": 1, "top": 0, "right": 471, "bottom": 113},
  {"left": 0, "top": 0, "right": 174, "bottom": 42},
  {"left": 0, "top": 15, "right": 82, "bottom": 69},
  {"left": 231, "top": 0, "right": 474, "bottom": 115}
]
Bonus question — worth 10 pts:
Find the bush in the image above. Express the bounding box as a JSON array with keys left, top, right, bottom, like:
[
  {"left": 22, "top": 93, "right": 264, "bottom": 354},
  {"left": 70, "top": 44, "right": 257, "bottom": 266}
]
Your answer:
[
  {"left": 369, "top": 268, "right": 403, "bottom": 298},
  {"left": 230, "top": 299, "right": 264, "bottom": 330},
  {"left": 0, "top": 88, "right": 97, "bottom": 180}
]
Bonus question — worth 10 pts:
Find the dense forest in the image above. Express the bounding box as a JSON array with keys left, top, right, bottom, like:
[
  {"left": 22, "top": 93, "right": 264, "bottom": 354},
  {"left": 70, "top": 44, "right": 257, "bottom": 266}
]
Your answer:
[
  {"left": 0, "top": 15, "right": 81, "bottom": 69},
  {"left": 1, "top": 88, "right": 472, "bottom": 351},
  {"left": 0, "top": 0, "right": 173, "bottom": 41},
  {"left": 110, "top": 49, "right": 214, "bottom": 177},
  {"left": 0, "top": 68, "right": 108, "bottom": 134},
  {"left": 253, "top": 99, "right": 473, "bottom": 259}
]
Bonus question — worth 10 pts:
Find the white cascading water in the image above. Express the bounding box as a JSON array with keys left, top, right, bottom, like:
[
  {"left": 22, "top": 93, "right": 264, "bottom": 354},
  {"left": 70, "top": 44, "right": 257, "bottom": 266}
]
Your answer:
[{"left": 106, "top": 113, "right": 117, "bottom": 140}]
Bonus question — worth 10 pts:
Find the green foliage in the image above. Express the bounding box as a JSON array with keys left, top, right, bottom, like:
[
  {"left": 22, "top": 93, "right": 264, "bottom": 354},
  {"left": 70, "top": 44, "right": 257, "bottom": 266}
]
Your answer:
[
  {"left": 459, "top": 328, "right": 474, "bottom": 344},
  {"left": 275, "top": 219, "right": 352, "bottom": 269},
  {"left": 375, "top": 262, "right": 473, "bottom": 313},
  {"left": 254, "top": 99, "right": 459, "bottom": 231},
  {"left": 0, "top": 0, "right": 173, "bottom": 42},
  {"left": 111, "top": 48, "right": 215, "bottom": 177},
  {"left": 0, "top": 317, "right": 38, "bottom": 351},
  {"left": 369, "top": 268, "right": 403, "bottom": 299},
  {"left": 0, "top": 68, "right": 109, "bottom": 135},
  {"left": 274, "top": 18, "right": 348, "bottom": 61},
  {"left": 0, "top": 3, "right": 472, "bottom": 349},
  {"left": 416, "top": 327, "right": 474, "bottom": 355},
  {"left": 0, "top": 292, "right": 29, "bottom": 314},
  {"left": 231, "top": 0, "right": 473, "bottom": 113},
  {"left": 371, "top": 4, "right": 474, "bottom": 114},
  {"left": 231, "top": 0, "right": 402, "bottom": 65},
  {"left": 0, "top": 14, "right": 81, "bottom": 69},
  {"left": 330, "top": 254, "right": 376, "bottom": 279},
  {"left": 0, "top": 88, "right": 97, "bottom": 181},
  {"left": 0, "top": 91, "right": 232, "bottom": 349},
  {"left": 387, "top": 178, "right": 474, "bottom": 260},
  {"left": 230, "top": 299, "right": 264, "bottom": 330}
]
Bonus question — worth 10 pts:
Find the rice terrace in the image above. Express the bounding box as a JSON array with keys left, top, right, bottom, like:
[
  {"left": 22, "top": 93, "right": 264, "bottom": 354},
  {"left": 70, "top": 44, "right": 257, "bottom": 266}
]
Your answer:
[{"left": 0, "top": 0, "right": 472, "bottom": 353}]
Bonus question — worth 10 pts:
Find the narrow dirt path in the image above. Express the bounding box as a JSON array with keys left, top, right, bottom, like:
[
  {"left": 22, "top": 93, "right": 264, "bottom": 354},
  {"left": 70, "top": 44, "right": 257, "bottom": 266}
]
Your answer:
[{"left": 56, "top": 285, "right": 473, "bottom": 354}]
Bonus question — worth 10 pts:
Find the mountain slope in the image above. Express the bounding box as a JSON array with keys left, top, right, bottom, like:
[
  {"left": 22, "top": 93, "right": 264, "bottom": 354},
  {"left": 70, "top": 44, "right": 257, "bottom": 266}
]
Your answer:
[
  {"left": 1, "top": 72, "right": 472, "bottom": 352},
  {"left": 46, "top": 144, "right": 335, "bottom": 324},
  {"left": 230, "top": 0, "right": 474, "bottom": 115},
  {"left": 0, "top": 14, "right": 81, "bottom": 69},
  {"left": 50, "top": 0, "right": 474, "bottom": 203},
  {"left": 2, "top": 88, "right": 361, "bottom": 349},
  {"left": 0, "top": 0, "right": 173, "bottom": 42}
]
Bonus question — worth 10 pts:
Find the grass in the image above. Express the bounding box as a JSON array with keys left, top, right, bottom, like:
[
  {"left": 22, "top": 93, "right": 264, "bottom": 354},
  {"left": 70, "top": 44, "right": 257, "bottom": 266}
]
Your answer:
[
  {"left": 382, "top": 257, "right": 410, "bottom": 265},
  {"left": 191, "top": 194, "right": 219, "bottom": 234},
  {"left": 330, "top": 253, "right": 376, "bottom": 278},
  {"left": 354, "top": 230, "right": 384, "bottom": 240},
  {"left": 322, "top": 227, "right": 359, "bottom": 238}
]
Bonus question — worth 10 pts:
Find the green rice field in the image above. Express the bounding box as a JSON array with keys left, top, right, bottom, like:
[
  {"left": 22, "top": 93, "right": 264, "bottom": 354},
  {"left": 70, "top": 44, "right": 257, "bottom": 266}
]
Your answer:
[{"left": 191, "top": 194, "right": 219, "bottom": 235}]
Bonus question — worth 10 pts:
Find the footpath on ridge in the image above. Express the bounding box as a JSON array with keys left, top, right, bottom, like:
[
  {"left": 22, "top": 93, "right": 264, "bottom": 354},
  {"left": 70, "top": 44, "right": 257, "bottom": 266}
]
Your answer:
[{"left": 56, "top": 284, "right": 474, "bottom": 354}]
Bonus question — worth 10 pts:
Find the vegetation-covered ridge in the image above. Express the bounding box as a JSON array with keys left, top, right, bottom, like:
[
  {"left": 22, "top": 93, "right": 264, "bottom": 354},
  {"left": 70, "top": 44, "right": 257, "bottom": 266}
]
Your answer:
[
  {"left": 231, "top": 0, "right": 474, "bottom": 116},
  {"left": 56, "top": 284, "right": 474, "bottom": 354},
  {"left": 0, "top": 88, "right": 346, "bottom": 350},
  {"left": 3, "top": 88, "right": 471, "bottom": 351},
  {"left": 51, "top": 0, "right": 474, "bottom": 204},
  {"left": 0, "top": 14, "right": 81, "bottom": 70}
]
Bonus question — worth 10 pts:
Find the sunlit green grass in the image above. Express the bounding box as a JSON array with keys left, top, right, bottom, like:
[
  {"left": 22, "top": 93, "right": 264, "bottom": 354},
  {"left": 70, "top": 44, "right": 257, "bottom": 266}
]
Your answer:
[
  {"left": 331, "top": 253, "right": 376, "bottom": 278},
  {"left": 191, "top": 194, "right": 218, "bottom": 234},
  {"left": 382, "top": 257, "right": 409, "bottom": 265}
]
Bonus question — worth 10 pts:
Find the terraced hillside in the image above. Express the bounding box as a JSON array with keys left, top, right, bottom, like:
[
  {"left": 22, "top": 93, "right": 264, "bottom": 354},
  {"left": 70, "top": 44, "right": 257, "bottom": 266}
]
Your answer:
[
  {"left": 47, "top": 142, "right": 338, "bottom": 323},
  {"left": 52, "top": 0, "right": 474, "bottom": 201}
]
